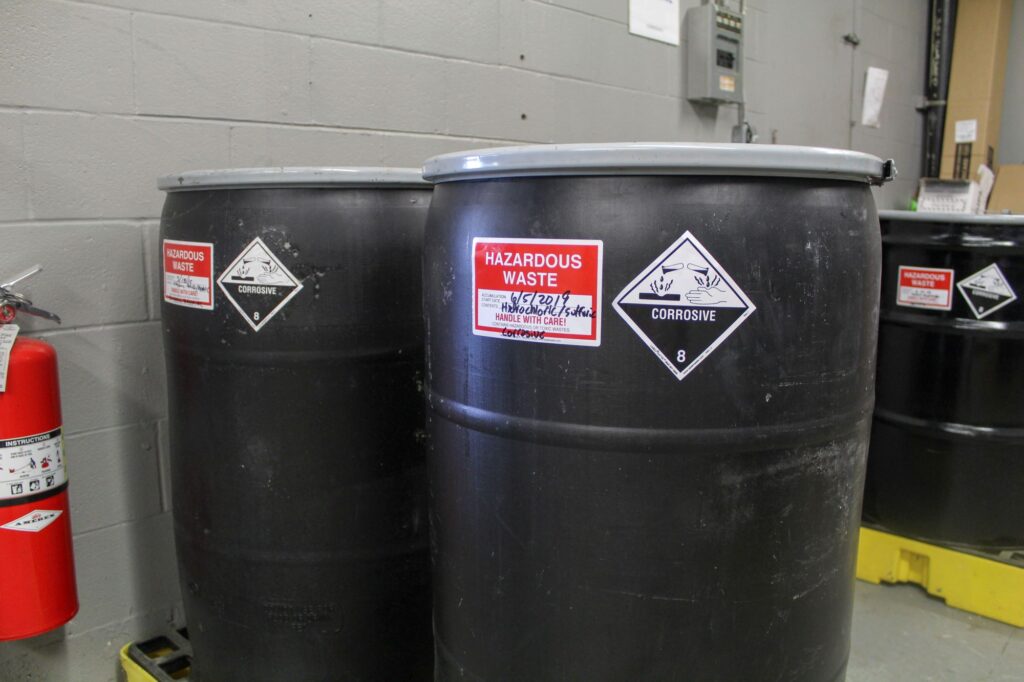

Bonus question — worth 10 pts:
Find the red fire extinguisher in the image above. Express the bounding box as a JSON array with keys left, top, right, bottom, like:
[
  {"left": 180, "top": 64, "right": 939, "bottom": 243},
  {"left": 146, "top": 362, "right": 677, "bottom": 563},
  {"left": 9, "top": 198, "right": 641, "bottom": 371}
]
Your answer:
[{"left": 0, "top": 266, "right": 78, "bottom": 640}]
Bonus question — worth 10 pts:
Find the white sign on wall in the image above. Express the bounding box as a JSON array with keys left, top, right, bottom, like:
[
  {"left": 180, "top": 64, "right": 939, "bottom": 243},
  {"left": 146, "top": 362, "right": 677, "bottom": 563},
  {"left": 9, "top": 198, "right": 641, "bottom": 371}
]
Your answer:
[
  {"left": 860, "top": 66, "right": 889, "bottom": 128},
  {"left": 629, "top": 0, "right": 681, "bottom": 46}
]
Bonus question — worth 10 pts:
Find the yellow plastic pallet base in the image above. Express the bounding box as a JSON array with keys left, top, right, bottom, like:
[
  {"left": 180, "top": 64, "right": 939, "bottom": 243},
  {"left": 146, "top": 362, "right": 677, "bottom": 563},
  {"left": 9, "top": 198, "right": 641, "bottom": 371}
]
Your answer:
[
  {"left": 119, "top": 629, "right": 192, "bottom": 680},
  {"left": 120, "top": 643, "right": 153, "bottom": 682},
  {"left": 857, "top": 526, "right": 1024, "bottom": 627}
]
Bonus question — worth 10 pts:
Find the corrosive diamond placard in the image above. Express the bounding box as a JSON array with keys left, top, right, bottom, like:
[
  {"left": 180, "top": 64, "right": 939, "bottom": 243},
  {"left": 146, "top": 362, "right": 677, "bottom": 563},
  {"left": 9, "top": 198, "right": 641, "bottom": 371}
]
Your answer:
[
  {"left": 218, "top": 238, "right": 303, "bottom": 331},
  {"left": 956, "top": 263, "right": 1017, "bottom": 320},
  {"left": 613, "top": 231, "right": 755, "bottom": 380}
]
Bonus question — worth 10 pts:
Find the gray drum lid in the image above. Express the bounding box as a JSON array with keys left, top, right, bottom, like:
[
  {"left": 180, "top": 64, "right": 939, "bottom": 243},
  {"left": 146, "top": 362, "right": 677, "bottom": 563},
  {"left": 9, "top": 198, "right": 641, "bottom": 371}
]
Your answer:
[
  {"left": 158, "top": 167, "right": 429, "bottom": 191},
  {"left": 880, "top": 209, "right": 1024, "bottom": 225},
  {"left": 422, "top": 143, "right": 894, "bottom": 184}
]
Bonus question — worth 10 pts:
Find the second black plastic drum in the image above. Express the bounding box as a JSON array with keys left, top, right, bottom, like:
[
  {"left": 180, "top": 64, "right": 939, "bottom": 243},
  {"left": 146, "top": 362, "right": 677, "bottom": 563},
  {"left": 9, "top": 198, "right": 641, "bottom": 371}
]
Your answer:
[
  {"left": 864, "top": 211, "right": 1024, "bottom": 551},
  {"left": 422, "top": 144, "right": 891, "bottom": 681},
  {"left": 158, "top": 168, "right": 433, "bottom": 681}
]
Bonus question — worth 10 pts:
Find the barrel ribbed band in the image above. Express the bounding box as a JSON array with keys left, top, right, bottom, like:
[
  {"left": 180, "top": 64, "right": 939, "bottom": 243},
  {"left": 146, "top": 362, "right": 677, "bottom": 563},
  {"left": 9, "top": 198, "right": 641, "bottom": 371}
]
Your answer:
[{"left": 429, "top": 390, "right": 873, "bottom": 454}]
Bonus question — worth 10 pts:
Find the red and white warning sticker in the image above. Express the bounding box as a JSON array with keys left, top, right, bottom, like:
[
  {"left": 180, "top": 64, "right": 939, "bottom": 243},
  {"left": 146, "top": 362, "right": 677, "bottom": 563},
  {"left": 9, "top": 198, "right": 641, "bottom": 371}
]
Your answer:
[
  {"left": 472, "top": 238, "right": 603, "bottom": 346},
  {"left": 896, "top": 266, "right": 955, "bottom": 310},
  {"left": 163, "top": 239, "right": 214, "bottom": 310}
]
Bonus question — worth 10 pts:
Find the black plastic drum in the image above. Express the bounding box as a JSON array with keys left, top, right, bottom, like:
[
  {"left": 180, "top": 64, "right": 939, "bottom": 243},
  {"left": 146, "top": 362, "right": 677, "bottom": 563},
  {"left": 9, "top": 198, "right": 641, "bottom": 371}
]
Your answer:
[
  {"left": 864, "top": 211, "right": 1024, "bottom": 551},
  {"left": 422, "top": 144, "right": 892, "bottom": 681},
  {"left": 157, "top": 168, "right": 433, "bottom": 681}
]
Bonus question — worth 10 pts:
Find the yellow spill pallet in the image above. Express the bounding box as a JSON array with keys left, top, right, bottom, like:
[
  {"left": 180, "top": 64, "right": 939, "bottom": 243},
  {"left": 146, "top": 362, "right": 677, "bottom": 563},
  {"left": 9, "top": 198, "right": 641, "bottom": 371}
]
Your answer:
[
  {"left": 120, "top": 644, "right": 152, "bottom": 682},
  {"left": 857, "top": 526, "right": 1024, "bottom": 627},
  {"left": 119, "top": 629, "right": 192, "bottom": 681}
]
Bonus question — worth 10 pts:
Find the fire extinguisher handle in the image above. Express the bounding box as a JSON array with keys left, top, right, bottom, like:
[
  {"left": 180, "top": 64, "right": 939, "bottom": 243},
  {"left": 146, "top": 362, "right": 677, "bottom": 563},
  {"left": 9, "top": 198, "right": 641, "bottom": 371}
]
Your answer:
[
  {"left": 1, "top": 265, "right": 43, "bottom": 291},
  {"left": 0, "top": 265, "right": 61, "bottom": 325}
]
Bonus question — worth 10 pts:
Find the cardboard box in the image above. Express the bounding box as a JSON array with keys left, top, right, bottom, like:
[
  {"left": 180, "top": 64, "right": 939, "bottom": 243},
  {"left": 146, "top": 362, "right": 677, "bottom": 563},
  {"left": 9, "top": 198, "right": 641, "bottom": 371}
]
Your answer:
[
  {"left": 989, "top": 164, "right": 1024, "bottom": 213},
  {"left": 940, "top": 0, "right": 1013, "bottom": 179}
]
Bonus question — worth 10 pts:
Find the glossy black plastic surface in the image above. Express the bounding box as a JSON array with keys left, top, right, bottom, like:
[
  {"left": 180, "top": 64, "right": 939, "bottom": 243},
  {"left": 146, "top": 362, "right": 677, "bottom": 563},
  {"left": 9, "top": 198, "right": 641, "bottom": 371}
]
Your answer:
[
  {"left": 161, "top": 186, "right": 432, "bottom": 681},
  {"left": 864, "top": 214, "right": 1024, "bottom": 549},
  {"left": 425, "top": 176, "right": 881, "bottom": 681}
]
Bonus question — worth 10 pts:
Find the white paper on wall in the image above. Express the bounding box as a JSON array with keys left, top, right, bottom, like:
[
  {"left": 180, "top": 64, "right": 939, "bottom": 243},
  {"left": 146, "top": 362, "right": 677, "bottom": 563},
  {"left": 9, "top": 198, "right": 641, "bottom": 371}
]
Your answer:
[
  {"left": 860, "top": 66, "right": 889, "bottom": 128},
  {"left": 629, "top": 0, "right": 681, "bottom": 46}
]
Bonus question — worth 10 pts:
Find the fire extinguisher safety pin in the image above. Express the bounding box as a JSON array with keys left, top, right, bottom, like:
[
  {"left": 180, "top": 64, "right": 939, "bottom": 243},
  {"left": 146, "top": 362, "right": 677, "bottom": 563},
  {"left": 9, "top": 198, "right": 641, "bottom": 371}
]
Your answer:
[{"left": 0, "top": 265, "right": 61, "bottom": 325}]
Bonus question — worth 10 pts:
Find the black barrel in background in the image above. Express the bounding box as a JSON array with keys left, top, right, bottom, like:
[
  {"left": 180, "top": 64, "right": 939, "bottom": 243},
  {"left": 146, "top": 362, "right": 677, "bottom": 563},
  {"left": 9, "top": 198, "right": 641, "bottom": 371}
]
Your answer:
[
  {"left": 422, "top": 144, "right": 892, "bottom": 681},
  {"left": 157, "top": 168, "right": 433, "bottom": 681},
  {"left": 864, "top": 211, "right": 1024, "bottom": 550}
]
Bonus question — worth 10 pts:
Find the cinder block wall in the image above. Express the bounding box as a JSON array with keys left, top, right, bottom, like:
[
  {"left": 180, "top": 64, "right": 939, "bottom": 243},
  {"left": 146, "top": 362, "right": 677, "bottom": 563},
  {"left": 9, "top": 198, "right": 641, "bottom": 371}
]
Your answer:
[{"left": 0, "top": 1, "right": 925, "bottom": 678}]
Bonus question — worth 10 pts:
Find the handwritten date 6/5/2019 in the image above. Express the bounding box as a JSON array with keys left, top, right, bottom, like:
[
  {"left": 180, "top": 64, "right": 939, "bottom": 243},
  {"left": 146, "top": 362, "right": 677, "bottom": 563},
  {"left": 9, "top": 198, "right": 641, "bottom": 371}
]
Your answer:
[
  {"left": 507, "top": 290, "right": 596, "bottom": 319},
  {"left": 509, "top": 290, "right": 568, "bottom": 309}
]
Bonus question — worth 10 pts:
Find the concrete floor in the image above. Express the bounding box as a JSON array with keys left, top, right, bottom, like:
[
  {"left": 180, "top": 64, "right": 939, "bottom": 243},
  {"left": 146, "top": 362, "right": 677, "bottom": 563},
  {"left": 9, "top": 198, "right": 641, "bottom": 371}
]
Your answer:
[
  {"left": 849, "top": 581, "right": 1024, "bottom": 681},
  {"left": 3, "top": 579, "right": 1020, "bottom": 681}
]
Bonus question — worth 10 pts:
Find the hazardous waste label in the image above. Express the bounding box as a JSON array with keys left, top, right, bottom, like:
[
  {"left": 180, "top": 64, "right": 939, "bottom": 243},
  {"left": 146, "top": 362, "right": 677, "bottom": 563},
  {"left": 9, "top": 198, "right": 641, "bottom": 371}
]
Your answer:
[
  {"left": 896, "top": 266, "right": 955, "bottom": 310},
  {"left": 163, "top": 240, "right": 214, "bottom": 310},
  {"left": 472, "top": 238, "right": 603, "bottom": 346},
  {"left": 957, "top": 263, "right": 1018, "bottom": 319},
  {"left": 0, "top": 427, "right": 67, "bottom": 502},
  {"left": 218, "top": 238, "right": 303, "bottom": 332},
  {"left": 613, "top": 231, "right": 755, "bottom": 380}
]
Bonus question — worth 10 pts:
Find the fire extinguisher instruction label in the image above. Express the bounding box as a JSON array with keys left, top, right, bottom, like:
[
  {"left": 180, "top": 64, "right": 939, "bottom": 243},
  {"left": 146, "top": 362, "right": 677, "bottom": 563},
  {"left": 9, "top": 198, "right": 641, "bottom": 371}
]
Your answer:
[
  {"left": 0, "top": 324, "right": 18, "bottom": 392},
  {"left": 0, "top": 427, "right": 66, "bottom": 502},
  {"left": 613, "top": 231, "right": 755, "bottom": 381},
  {"left": 163, "top": 240, "right": 214, "bottom": 310},
  {"left": 472, "top": 238, "right": 603, "bottom": 346},
  {"left": 896, "top": 266, "right": 955, "bottom": 310}
]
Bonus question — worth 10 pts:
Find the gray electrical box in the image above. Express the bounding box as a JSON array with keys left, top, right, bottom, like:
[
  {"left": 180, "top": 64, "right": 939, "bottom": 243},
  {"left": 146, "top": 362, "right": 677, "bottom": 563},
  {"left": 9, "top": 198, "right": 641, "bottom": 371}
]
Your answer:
[{"left": 685, "top": 2, "right": 744, "bottom": 105}]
